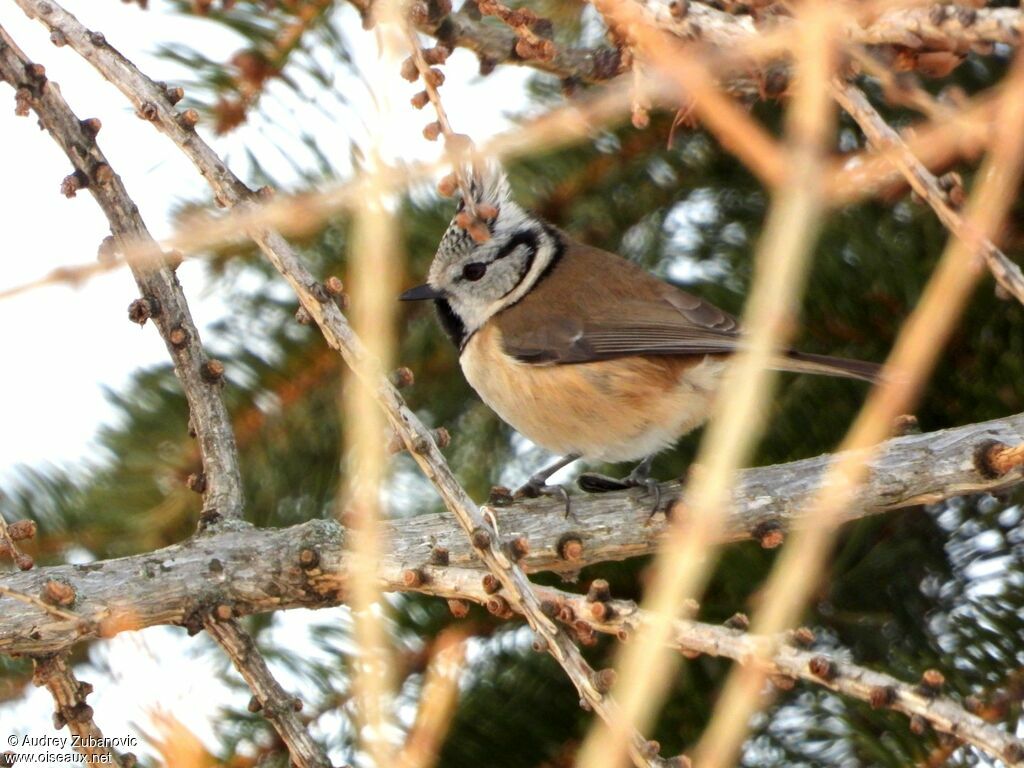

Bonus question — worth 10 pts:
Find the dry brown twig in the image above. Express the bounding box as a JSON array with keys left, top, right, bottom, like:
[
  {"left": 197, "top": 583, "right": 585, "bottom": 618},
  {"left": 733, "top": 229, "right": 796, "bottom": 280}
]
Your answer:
[
  {"left": 0, "top": 584, "right": 84, "bottom": 627},
  {"left": 591, "top": 0, "right": 787, "bottom": 187},
  {"left": 0, "top": 24, "right": 244, "bottom": 525},
  {"left": 401, "top": 15, "right": 491, "bottom": 239},
  {"left": 0, "top": 511, "right": 37, "bottom": 572},
  {"left": 32, "top": 655, "right": 134, "bottom": 768},
  {"left": 203, "top": 618, "right": 332, "bottom": 768},
  {"left": 475, "top": 0, "right": 556, "bottom": 62}
]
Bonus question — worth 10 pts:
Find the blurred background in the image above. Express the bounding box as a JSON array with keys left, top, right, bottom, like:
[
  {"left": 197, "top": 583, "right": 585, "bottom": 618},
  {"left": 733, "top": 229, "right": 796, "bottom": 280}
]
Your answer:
[{"left": 1, "top": 0, "right": 1024, "bottom": 766}]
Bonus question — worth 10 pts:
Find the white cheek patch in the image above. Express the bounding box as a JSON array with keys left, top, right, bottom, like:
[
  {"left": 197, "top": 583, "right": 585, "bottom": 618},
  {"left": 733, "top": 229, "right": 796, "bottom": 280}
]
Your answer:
[{"left": 487, "top": 236, "right": 555, "bottom": 316}]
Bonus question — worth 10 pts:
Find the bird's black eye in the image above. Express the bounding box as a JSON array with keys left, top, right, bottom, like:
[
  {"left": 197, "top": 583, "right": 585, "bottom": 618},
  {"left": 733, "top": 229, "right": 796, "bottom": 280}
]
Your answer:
[{"left": 462, "top": 262, "right": 487, "bottom": 281}]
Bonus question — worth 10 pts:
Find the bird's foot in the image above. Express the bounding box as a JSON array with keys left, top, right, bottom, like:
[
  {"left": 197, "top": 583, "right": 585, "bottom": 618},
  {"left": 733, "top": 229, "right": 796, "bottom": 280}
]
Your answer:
[
  {"left": 513, "top": 477, "right": 574, "bottom": 520},
  {"left": 577, "top": 459, "right": 662, "bottom": 520}
]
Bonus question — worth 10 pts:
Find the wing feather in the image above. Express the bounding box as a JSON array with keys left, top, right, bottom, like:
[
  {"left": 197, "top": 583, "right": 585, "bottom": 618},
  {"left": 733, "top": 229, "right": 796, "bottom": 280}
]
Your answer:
[
  {"left": 493, "top": 238, "right": 743, "bottom": 364},
  {"left": 491, "top": 238, "right": 876, "bottom": 382}
]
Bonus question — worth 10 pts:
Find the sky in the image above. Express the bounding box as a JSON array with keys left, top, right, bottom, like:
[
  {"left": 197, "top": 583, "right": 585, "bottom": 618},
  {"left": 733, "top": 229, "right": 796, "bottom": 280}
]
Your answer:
[{"left": 0, "top": 0, "right": 530, "bottom": 761}]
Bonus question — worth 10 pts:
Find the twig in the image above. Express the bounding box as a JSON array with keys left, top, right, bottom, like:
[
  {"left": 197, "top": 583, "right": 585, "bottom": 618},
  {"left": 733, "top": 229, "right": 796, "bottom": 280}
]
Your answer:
[
  {"left": 0, "top": 24, "right": 244, "bottom": 524},
  {"left": 0, "top": 584, "right": 84, "bottom": 626},
  {"left": 389, "top": 570, "right": 1024, "bottom": 767},
  {"left": 401, "top": 23, "right": 480, "bottom": 221},
  {"left": 692, "top": 40, "right": 1024, "bottom": 768},
  {"left": 846, "top": 47, "right": 948, "bottom": 121},
  {"left": 828, "top": 91, "right": 997, "bottom": 205},
  {"left": 855, "top": 4, "right": 1023, "bottom": 50},
  {"left": 31, "top": 654, "right": 134, "bottom": 768},
  {"left": 590, "top": 0, "right": 786, "bottom": 188},
  {"left": 3, "top": 413, "right": 1024, "bottom": 656},
  {"left": 833, "top": 80, "right": 1024, "bottom": 307},
  {"left": 10, "top": 4, "right": 664, "bottom": 764},
  {"left": 0, "top": 512, "right": 36, "bottom": 571},
  {"left": 359, "top": 0, "right": 1024, "bottom": 87},
  {"left": 202, "top": 618, "right": 334, "bottom": 768}
]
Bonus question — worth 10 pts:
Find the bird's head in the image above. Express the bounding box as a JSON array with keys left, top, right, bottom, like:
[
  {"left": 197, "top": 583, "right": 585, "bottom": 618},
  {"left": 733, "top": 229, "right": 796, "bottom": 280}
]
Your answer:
[{"left": 400, "top": 164, "right": 562, "bottom": 347}]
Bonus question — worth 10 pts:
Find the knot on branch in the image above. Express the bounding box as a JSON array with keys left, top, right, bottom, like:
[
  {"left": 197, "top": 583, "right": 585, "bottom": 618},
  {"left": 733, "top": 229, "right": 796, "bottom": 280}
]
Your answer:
[
  {"left": 556, "top": 533, "right": 584, "bottom": 562},
  {"left": 127, "top": 296, "right": 160, "bottom": 326},
  {"left": 42, "top": 579, "right": 76, "bottom": 607},
  {"left": 974, "top": 440, "right": 1024, "bottom": 478}
]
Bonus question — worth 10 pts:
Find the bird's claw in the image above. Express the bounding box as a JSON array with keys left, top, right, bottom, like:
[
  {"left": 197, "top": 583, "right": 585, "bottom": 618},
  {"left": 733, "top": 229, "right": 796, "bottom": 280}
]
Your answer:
[
  {"left": 577, "top": 472, "right": 663, "bottom": 521},
  {"left": 513, "top": 478, "right": 575, "bottom": 520},
  {"left": 576, "top": 473, "right": 631, "bottom": 493}
]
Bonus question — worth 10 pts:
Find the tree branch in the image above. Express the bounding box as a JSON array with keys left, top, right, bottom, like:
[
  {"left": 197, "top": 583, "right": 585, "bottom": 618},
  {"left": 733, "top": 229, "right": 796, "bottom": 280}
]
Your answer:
[
  {"left": 376, "top": 0, "right": 1021, "bottom": 87},
  {"left": 0, "top": 24, "right": 243, "bottom": 523},
  {"left": 832, "top": 80, "right": 1024, "bottom": 307},
  {"left": 10, "top": 542, "right": 1023, "bottom": 764},
  {"left": 2, "top": 409, "right": 1023, "bottom": 657},
  {"left": 202, "top": 618, "right": 336, "bottom": 768},
  {"left": 30, "top": 654, "right": 134, "bottom": 768},
  {"left": 467, "top": 580, "right": 1024, "bottom": 766}
]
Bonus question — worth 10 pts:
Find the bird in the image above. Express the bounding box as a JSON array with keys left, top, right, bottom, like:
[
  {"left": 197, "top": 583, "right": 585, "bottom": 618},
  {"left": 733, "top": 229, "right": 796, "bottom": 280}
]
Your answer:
[{"left": 400, "top": 166, "right": 879, "bottom": 514}]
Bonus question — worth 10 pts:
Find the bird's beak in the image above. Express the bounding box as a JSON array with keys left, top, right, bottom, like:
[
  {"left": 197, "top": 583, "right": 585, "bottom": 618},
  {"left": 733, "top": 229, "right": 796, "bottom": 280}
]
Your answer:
[{"left": 399, "top": 283, "right": 447, "bottom": 301}]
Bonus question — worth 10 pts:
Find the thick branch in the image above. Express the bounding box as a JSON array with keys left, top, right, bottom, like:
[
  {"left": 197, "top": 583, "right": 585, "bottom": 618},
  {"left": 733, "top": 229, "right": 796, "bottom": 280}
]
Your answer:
[
  {"left": 203, "top": 618, "right": 335, "bottom": 768},
  {"left": 396, "top": 568, "right": 1024, "bottom": 766},
  {"left": 31, "top": 655, "right": 134, "bottom": 768},
  {"left": 2, "top": 410, "right": 1024, "bottom": 656},
  {"left": 378, "top": 0, "right": 1021, "bottom": 86},
  {"left": 0, "top": 25, "right": 243, "bottom": 522},
  {"left": 9, "top": 542, "right": 1022, "bottom": 764}
]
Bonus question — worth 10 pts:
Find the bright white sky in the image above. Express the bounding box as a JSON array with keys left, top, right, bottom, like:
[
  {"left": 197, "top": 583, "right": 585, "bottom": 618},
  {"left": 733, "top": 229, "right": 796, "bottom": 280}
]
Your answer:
[{"left": 0, "top": 0, "right": 530, "bottom": 762}]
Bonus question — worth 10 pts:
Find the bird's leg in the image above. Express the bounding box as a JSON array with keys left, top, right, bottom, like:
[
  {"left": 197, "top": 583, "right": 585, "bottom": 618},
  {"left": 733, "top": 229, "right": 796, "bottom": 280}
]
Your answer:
[
  {"left": 577, "top": 455, "right": 662, "bottom": 517},
  {"left": 513, "top": 453, "right": 581, "bottom": 518}
]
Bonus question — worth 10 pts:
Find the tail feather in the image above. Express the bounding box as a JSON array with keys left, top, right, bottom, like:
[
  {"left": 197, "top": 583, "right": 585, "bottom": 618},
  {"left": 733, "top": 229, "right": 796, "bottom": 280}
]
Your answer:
[{"left": 776, "top": 351, "right": 881, "bottom": 383}]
